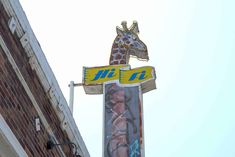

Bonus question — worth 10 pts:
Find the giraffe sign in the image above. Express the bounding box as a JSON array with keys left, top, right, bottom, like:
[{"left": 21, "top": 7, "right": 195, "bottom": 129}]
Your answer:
[{"left": 82, "top": 21, "right": 156, "bottom": 157}]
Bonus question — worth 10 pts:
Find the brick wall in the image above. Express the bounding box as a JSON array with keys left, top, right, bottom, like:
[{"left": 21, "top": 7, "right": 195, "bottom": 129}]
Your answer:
[{"left": 0, "top": 3, "right": 74, "bottom": 157}]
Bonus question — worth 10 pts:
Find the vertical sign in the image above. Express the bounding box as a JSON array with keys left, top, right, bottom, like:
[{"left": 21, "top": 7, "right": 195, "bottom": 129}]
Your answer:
[{"left": 104, "top": 83, "right": 144, "bottom": 157}]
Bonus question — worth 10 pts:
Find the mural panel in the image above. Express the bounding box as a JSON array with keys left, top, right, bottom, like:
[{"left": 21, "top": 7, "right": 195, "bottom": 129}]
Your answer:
[{"left": 104, "top": 83, "right": 143, "bottom": 157}]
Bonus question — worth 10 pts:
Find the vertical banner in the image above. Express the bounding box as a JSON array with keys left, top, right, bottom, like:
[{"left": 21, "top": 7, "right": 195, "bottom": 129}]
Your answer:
[{"left": 104, "top": 83, "right": 143, "bottom": 157}]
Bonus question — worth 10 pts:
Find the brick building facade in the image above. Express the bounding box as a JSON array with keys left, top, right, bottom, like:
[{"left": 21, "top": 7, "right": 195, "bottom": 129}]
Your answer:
[{"left": 0, "top": 0, "right": 89, "bottom": 156}]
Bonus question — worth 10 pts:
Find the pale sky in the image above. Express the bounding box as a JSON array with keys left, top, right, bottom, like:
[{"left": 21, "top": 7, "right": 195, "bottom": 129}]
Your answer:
[{"left": 19, "top": 0, "right": 235, "bottom": 157}]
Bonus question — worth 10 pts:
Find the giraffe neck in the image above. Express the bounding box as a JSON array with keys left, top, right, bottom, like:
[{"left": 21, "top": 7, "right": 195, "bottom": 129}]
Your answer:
[{"left": 109, "top": 36, "right": 129, "bottom": 65}]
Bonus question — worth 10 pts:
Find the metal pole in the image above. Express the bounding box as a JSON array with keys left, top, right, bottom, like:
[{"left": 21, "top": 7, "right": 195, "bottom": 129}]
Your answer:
[
  {"left": 69, "top": 81, "right": 75, "bottom": 115},
  {"left": 68, "top": 81, "right": 84, "bottom": 115}
]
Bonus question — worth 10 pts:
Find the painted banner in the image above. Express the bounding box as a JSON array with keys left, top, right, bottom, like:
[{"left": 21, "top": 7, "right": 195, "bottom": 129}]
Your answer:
[
  {"left": 83, "top": 65, "right": 130, "bottom": 85},
  {"left": 83, "top": 65, "right": 155, "bottom": 85},
  {"left": 83, "top": 65, "right": 156, "bottom": 94},
  {"left": 120, "top": 66, "right": 155, "bottom": 84},
  {"left": 104, "top": 83, "right": 144, "bottom": 157}
]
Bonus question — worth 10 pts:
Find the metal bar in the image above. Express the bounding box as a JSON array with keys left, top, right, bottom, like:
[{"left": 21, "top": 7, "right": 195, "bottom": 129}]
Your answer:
[
  {"left": 68, "top": 82, "right": 84, "bottom": 115},
  {"left": 69, "top": 81, "right": 75, "bottom": 115}
]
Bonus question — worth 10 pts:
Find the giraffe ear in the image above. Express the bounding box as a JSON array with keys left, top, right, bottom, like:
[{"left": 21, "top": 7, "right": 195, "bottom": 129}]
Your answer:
[{"left": 116, "top": 26, "right": 124, "bottom": 36}]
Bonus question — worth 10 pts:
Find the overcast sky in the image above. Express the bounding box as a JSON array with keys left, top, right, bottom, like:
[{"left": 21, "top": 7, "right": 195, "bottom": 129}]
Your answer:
[{"left": 19, "top": 0, "right": 235, "bottom": 157}]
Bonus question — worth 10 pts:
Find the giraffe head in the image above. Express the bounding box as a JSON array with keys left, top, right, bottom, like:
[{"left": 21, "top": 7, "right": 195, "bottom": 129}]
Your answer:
[{"left": 110, "top": 21, "right": 148, "bottom": 65}]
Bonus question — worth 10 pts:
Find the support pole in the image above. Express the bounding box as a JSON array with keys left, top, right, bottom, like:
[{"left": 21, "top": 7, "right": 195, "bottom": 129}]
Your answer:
[
  {"left": 69, "top": 81, "right": 75, "bottom": 115},
  {"left": 68, "top": 81, "right": 84, "bottom": 116}
]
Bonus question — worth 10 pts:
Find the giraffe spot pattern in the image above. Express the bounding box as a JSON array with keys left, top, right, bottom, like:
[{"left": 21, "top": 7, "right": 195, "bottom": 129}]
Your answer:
[
  {"left": 115, "top": 54, "right": 122, "bottom": 60},
  {"left": 112, "top": 44, "right": 118, "bottom": 48},
  {"left": 113, "top": 61, "right": 119, "bottom": 64},
  {"left": 120, "top": 49, "right": 126, "bottom": 54},
  {"left": 120, "top": 60, "right": 126, "bottom": 64},
  {"left": 112, "top": 50, "right": 118, "bottom": 54}
]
